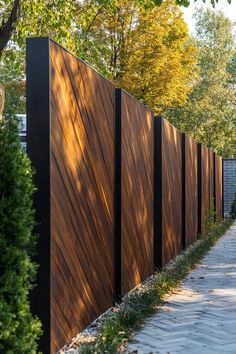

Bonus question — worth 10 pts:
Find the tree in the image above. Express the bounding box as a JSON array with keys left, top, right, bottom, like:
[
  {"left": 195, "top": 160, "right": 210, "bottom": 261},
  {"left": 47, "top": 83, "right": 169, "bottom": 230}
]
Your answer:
[
  {"left": 75, "top": 0, "right": 198, "bottom": 112},
  {"left": 167, "top": 9, "right": 236, "bottom": 157},
  {"left": 0, "top": 0, "right": 232, "bottom": 61},
  {"left": 0, "top": 0, "right": 80, "bottom": 116},
  {"left": 117, "top": 0, "right": 199, "bottom": 112},
  {"left": 0, "top": 84, "right": 4, "bottom": 119},
  {"left": 0, "top": 50, "right": 25, "bottom": 117},
  {"left": 0, "top": 0, "right": 20, "bottom": 58}
]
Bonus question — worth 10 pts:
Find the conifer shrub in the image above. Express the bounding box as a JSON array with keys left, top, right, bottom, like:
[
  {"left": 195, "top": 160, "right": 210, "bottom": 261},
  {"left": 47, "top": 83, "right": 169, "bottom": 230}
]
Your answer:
[
  {"left": 0, "top": 117, "right": 41, "bottom": 353},
  {"left": 230, "top": 192, "right": 236, "bottom": 219}
]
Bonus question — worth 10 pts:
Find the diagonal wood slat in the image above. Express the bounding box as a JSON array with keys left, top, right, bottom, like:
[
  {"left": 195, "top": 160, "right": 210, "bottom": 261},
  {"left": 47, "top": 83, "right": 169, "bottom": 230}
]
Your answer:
[
  {"left": 120, "top": 91, "right": 154, "bottom": 296},
  {"left": 162, "top": 119, "right": 182, "bottom": 266},
  {"left": 50, "top": 41, "right": 115, "bottom": 352},
  {"left": 184, "top": 135, "right": 198, "bottom": 247}
]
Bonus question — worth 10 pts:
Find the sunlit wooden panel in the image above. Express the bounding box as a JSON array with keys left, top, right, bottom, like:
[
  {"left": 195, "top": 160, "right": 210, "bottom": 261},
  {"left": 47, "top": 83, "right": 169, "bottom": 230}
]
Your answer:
[
  {"left": 184, "top": 135, "right": 198, "bottom": 247},
  {"left": 50, "top": 40, "right": 115, "bottom": 352},
  {"left": 120, "top": 91, "right": 154, "bottom": 296},
  {"left": 162, "top": 119, "right": 182, "bottom": 266},
  {"left": 200, "top": 145, "right": 210, "bottom": 236}
]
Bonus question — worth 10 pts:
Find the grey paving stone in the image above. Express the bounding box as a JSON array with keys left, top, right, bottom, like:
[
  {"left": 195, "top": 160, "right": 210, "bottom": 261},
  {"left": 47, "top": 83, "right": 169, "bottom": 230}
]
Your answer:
[{"left": 127, "top": 222, "right": 236, "bottom": 354}]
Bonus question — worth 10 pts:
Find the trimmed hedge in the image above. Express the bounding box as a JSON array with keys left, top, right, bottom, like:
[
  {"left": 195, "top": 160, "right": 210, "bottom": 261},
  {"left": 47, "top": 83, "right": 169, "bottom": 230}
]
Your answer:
[{"left": 0, "top": 118, "right": 41, "bottom": 353}]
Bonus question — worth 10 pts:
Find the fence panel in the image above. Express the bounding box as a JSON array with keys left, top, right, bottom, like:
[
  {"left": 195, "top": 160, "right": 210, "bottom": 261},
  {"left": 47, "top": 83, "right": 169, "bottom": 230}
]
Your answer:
[
  {"left": 120, "top": 90, "right": 154, "bottom": 296},
  {"left": 27, "top": 38, "right": 115, "bottom": 353},
  {"left": 162, "top": 119, "right": 182, "bottom": 265},
  {"left": 209, "top": 149, "right": 214, "bottom": 205},
  {"left": 215, "top": 155, "right": 223, "bottom": 218},
  {"left": 199, "top": 145, "right": 210, "bottom": 236},
  {"left": 154, "top": 118, "right": 182, "bottom": 267},
  {"left": 183, "top": 135, "right": 198, "bottom": 247}
]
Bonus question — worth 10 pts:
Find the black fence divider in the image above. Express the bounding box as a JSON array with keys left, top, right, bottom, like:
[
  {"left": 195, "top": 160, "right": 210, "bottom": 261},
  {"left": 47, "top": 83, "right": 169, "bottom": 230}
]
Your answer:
[
  {"left": 222, "top": 158, "right": 224, "bottom": 218},
  {"left": 26, "top": 37, "right": 51, "bottom": 353},
  {"left": 182, "top": 134, "right": 186, "bottom": 249},
  {"left": 198, "top": 143, "right": 202, "bottom": 235},
  {"left": 154, "top": 116, "right": 162, "bottom": 269},
  {"left": 213, "top": 152, "right": 216, "bottom": 221},
  {"left": 114, "top": 88, "right": 122, "bottom": 303}
]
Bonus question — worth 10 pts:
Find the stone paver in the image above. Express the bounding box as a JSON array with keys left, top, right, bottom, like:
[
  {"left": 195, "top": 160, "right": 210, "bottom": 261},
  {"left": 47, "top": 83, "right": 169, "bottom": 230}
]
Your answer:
[{"left": 127, "top": 222, "right": 236, "bottom": 354}]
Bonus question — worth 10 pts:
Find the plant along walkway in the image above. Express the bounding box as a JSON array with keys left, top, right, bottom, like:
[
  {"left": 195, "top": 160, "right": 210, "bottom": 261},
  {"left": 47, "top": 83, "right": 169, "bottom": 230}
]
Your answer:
[{"left": 127, "top": 221, "right": 236, "bottom": 354}]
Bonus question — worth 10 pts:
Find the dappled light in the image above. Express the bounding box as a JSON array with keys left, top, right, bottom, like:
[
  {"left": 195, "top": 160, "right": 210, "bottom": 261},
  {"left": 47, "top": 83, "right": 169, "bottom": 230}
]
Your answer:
[
  {"left": 121, "top": 91, "right": 154, "bottom": 295},
  {"left": 185, "top": 135, "right": 198, "bottom": 247},
  {"left": 50, "top": 41, "right": 115, "bottom": 352},
  {"left": 162, "top": 119, "right": 182, "bottom": 266}
]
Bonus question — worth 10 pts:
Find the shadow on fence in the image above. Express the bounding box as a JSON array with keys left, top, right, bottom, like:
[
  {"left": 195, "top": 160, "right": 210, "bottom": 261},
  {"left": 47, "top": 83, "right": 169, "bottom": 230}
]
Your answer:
[{"left": 26, "top": 37, "right": 223, "bottom": 354}]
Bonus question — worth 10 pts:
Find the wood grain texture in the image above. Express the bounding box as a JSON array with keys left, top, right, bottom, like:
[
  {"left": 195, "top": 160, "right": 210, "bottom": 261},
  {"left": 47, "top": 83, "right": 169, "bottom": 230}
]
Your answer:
[
  {"left": 162, "top": 119, "right": 182, "bottom": 266},
  {"left": 184, "top": 136, "right": 198, "bottom": 247},
  {"left": 201, "top": 145, "right": 210, "bottom": 236},
  {"left": 50, "top": 40, "right": 115, "bottom": 352},
  {"left": 121, "top": 91, "right": 154, "bottom": 295},
  {"left": 215, "top": 155, "right": 223, "bottom": 218},
  {"left": 209, "top": 149, "right": 214, "bottom": 204}
]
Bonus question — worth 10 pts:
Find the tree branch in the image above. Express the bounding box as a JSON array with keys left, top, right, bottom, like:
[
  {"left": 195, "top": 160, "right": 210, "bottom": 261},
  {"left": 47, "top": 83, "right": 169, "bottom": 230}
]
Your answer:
[{"left": 0, "top": 0, "right": 21, "bottom": 59}]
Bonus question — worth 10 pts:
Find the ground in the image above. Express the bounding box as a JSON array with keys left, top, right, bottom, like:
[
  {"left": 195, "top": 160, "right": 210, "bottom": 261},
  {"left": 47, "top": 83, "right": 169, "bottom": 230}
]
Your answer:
[{"left": 127, "top": 221, "right": 236, "bottom": 354}]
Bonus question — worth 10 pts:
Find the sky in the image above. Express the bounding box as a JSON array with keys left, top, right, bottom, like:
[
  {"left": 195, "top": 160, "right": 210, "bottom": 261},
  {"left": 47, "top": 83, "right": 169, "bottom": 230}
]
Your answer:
[{"left": 181, "top": 0, "right": 236, "bottom": 34}]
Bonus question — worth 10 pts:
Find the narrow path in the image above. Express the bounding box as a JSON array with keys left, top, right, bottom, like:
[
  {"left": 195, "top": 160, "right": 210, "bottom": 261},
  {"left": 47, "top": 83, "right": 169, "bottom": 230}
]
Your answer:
[{"left": 127, "top": 222, "right": 236, "bottom": 354}]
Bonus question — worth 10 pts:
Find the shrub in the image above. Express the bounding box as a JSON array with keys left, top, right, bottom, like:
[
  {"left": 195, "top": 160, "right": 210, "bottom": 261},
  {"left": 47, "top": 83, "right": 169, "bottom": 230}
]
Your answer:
[
  {"left": 205, "top": 198, "right": 216, "bottom": 235},
  {"left": 0, "top": 117, "right": 41, "bottom": 353},
  {"left": 230, "top": 191, "right": 236, "bottom": 219}
]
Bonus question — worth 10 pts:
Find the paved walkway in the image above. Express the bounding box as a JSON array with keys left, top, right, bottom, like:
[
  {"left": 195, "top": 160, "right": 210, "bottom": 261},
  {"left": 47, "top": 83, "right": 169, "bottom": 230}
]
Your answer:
[{"left": 127, "top": 222, "right": 236, "bottom": 354}]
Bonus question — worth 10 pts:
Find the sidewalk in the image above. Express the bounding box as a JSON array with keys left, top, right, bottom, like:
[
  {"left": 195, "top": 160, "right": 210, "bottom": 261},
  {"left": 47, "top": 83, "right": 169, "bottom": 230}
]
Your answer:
[{"left": 127, "top": 221, "right": 236, "bottom": 354}]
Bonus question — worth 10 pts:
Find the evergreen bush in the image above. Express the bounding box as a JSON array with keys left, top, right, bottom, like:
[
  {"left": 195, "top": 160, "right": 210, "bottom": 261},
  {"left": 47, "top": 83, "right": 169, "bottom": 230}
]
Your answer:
[
  {"left": 0, "top": 117, "right": 41, "bottom": 353},
  {"left": 205, "top": 198, "right": 217, "bottom": 235},
  {"left": 230, "top": 192, "right": 236, "bottom": 219}
]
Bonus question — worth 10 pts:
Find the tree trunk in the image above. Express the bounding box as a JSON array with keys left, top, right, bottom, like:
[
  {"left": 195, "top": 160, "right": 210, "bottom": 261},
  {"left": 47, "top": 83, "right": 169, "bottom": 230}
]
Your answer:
[
  {"left": 0, "top": 84, "right": 5, "bottom": 120},
  {"left": 0, "top": 0, "right": 21, "bottom": 59}
]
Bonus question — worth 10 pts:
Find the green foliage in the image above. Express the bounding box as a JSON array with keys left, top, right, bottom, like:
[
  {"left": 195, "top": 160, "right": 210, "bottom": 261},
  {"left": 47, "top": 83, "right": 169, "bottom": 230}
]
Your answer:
[
  {"left": 205, "top": 198, "right": 216, "bottom": 235},
  {"left": 78, "top": 218, "right": 233, "bottom": 353},
  {"left": 0, "top": 118, "right": 41, "bottom": 353},
  {"left": 230, "top": 191, "right": 236, "bottom": 219},
  {"left": 75, "top": 0, "right": 198, "bottom": 112},
  {"left": 0, "top": 51, "right": 25, "bottom": 116},
  {"left": 1, "top": 0, "right": 199, "bottom": 117},
  {"left": 166, "top": 9, "right": 236, "bottom": 158}
]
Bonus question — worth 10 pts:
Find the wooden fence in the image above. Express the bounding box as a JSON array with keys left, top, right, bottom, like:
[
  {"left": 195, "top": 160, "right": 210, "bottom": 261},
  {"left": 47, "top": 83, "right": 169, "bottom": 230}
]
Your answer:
[
  {"left": 182, "top": 134, "right": 198, "bottom": 248},
  {"left": 26, "top": 38, "right": 224, "bottom": 354},
  {"left": 119, "top": 89, "right": 154, "bottom": 296},
  {"left": 154, "top": 118, "right": 182, "bottom": 268}
]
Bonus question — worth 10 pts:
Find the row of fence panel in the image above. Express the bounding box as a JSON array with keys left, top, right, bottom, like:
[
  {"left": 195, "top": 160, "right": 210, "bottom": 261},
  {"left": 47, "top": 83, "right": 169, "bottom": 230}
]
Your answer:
[{"left": 26, "top": 38, "right": 223, "bottom": 354}]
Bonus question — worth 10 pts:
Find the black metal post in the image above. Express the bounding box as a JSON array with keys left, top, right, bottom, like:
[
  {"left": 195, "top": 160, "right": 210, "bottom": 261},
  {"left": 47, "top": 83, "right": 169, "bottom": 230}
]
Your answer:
[
  {"left": 213, "top": 153, "right": 216, "bottom": 220},
  {"left": 114, "top": 88, "right": 122, "bottom": 303},
  {"left": 222, "top": 158, "right": 224, "bottom": 218},
  {"left": 182, "top": 134, "right": 186, "bottom": 249},
  {"left": 197, "top": 143, "right": 202, "bottom": 236},
  {"left": 154, "top": 116, "right": 162, "bottom": 269},
  {"left": 26, "top": 37, "right": 51, "bottom": 354}
]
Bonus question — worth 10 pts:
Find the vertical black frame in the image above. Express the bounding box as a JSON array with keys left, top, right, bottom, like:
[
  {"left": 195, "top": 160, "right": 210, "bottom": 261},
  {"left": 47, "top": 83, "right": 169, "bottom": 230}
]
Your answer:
[
  {"left": 26, "top": 37, "right": 51, "bottom": 354},
  {"left": 182, "top": 134, "right": 186, "bottom": 249},
  {"left": 213, "top": 152, "right": 216, "bottom": 220},
  {"left": 197, "top": 143, "right": 202, "bottom": 236},
  {"left": 114, "top": 88, "right": 122, "bottom": 302},
  {"left": 222, "top": 158, "right": 224, "bottom": 218},
  {"left": 154, "top": 116, "right": 162, "bottom": 269}
]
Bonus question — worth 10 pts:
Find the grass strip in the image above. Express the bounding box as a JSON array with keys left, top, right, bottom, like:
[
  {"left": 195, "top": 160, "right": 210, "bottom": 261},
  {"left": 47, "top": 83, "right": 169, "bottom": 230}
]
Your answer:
[{"left": 78, "top": 219, "right": 234, "bottom": 354}]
